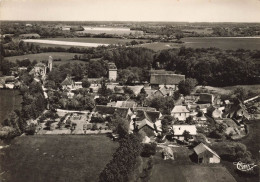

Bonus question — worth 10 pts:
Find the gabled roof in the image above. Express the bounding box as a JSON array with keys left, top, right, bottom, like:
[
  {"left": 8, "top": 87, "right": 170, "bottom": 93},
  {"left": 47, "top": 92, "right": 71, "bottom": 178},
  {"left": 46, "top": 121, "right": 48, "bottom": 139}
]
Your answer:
[
  {"left": 35, "top": 62, "right": 46, "bottom": 68},
  {"left": 115, "top": 101, "right": 137, "bottom": 108},
  {"left": 159, "top": 86, "right": 173, "bottom": 96},
  {"left": 136, "top": 110, "right": 161, "bottom": 123},
  {"left": 137, "top": 119, "right": 155, "bottom": 130},
  {"left": 172, "top": 125, "right": 197, "bottom": 135},
  {"left": 61, "top": 76, "right": 74, "bottom": 86},
  {"left": 95, "top": 105, "right": 116, "bottom": 115},
  {"left": 171, "top": 105, "right": 190, "bottom": 113},
  {"left": 194, "top": 143, "right": 220, "bottom": 159},
  {"left": 95, "top": 105, "right": 132, "bottom": 118},
  {"left": 150, "top": 74, "right": 185, "bottom": 85},
  {"left": 133, "top": 107, "right": 157, "bottom": 112}
]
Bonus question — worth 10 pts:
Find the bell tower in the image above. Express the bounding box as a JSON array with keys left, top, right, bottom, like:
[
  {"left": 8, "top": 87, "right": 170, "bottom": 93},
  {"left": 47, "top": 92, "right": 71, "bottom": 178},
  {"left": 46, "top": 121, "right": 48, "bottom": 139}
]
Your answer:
[{"left": 48, "top": 56, "right": 53, "bottom": 72}]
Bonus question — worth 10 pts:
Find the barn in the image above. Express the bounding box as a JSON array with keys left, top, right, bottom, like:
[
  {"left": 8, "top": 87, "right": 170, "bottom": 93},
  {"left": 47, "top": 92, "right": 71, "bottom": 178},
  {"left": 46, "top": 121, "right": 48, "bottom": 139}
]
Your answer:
[{"left": 193, "top": 143, "right": 220, "bottom": 164}]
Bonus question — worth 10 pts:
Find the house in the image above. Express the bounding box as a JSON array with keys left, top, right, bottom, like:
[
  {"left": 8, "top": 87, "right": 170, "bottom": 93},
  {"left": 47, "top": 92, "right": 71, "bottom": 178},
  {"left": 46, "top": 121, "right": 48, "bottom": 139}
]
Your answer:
[
  {"left": 130, "top": 110, "right": 162, "bottom": 135},
  {"left": 172, "top": 125, "right": 197, "bottom": 141},
  {"left": 207, "top": 105, "right": 223, "bottom": 119},
  {"left": 223, "top": 102, "right": 250, "bottom": 121},
  {"left": 150, "top": 73, "right": 185, "bottom": 90},
  {"left": 108, "top": 62, "right": 117, "bottom": 81},
  {"left": 29, "top": 63, "right": 47, "bottom": 77},
  {"left": 171, "top": 105, "right": 190, "bottom": 121},
  {"left": 74, "top": 82, "right": 83, "bottom": 90},
  {"left": 61, "top": 75, "right": 75, "bottom": 90},
  {"left": 193, "top": 143, "right": 220, "bottom": 164},
  {"left": 198, "top": 93, "right": 214, "bottom": 104},
  {"left": 115, "top": 101, "right": 137, "bottom": 108},
  {"left": 94, "top": 105, "right": 133, "bottom": 120}
]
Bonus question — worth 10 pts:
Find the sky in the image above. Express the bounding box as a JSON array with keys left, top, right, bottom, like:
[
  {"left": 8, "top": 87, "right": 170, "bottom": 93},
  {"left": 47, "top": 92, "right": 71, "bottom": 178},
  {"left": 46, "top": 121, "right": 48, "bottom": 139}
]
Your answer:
[{"left": 0, "top": 0, "right": 260, "bottom": 22}]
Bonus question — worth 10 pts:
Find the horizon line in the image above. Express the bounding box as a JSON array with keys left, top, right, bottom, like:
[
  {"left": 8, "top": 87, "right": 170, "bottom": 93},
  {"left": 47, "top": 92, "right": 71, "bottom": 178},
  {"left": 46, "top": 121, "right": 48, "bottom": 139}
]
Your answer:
[{"left": 1, "top": 20, "right": 260, "bottom": 24}]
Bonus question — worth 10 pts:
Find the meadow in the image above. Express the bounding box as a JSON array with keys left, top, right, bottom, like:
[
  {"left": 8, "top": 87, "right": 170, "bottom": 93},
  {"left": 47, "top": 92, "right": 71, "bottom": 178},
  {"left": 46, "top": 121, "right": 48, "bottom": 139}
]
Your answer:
[
  {"left": 0, "top": 90, "right": 22, "bottom": 125},
  {"left": 0, "top": 135, "right": 118, "bottom": 182},
  {"left": 5, "top": 52, "right": 85, "bottom": 65},
  {"left": 150, "top": 147, "right": 236, "bottom": 182},
  {"left": 181, "top": 37, "right": 260, "bottom": 50}
]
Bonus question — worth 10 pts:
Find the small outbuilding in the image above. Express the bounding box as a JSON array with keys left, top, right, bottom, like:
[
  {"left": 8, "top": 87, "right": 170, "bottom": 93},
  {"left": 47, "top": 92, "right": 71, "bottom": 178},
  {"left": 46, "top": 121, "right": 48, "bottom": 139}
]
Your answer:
[
  {"left": 193, "top": 143, "right": 220, "bottom": 164},
  {"left": 162, "top": 147, "right": 174, "bottom": 160}
]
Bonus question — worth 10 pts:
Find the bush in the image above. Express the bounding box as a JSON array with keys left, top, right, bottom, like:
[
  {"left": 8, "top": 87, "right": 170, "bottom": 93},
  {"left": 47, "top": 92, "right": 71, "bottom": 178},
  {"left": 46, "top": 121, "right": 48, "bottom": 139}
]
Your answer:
[
  {"left": 0, "top": 126, "right": 20, "bottom": 140},
  {"left": 25, "top": 124, "right": 36, "bottom": 135},
  {"left": 141, "top": 143, "right": 157, "bottom": 157}
]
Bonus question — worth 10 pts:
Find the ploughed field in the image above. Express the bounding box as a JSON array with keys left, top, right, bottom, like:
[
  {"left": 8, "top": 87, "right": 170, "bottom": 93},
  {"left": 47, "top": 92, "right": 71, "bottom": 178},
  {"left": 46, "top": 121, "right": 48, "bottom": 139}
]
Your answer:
[
  {"left": 0, "top": 135, "right": 118, "bottom": 182},
  {"left": 0, "top": 90, "right": 22, "bottom": 125}
]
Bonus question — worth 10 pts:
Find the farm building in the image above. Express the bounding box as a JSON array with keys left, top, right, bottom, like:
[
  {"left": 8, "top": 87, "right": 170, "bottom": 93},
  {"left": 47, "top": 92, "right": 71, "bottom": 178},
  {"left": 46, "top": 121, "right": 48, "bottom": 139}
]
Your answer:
[
  {"left": 171, "top": 105, "right": 190, "bottom": 121},
  {"left": 29, "top": 63, "right": 47, "bottom": 77},
  {"left": 193, "top": 143, "right": 220, "bottom": 164},
  {"left": 150, "top": 73, "right": 185, "bottom": 90},
  {"left": 198, "top": 93, "right": 214, "bottom": 104}
]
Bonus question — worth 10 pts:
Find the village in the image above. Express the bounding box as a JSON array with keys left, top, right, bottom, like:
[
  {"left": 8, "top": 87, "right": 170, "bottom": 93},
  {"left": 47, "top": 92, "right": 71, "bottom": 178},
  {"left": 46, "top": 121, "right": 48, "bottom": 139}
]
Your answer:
[{"left": 1, "top": 53, "right": 259, "bottom": 181}]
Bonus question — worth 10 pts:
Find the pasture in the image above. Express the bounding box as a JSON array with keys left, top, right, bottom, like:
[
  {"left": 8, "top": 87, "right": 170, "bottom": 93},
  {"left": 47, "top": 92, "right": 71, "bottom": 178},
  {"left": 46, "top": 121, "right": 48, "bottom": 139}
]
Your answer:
[
  {"left": 181, "top": 37, "right": 260, "bottom": 50},
  {"left": 0, "top": 135, "right": 118, "bottom": 182},
  {"left": 135, "top": 42, "right": 181, "bottom": 51},
  {"left": 5, "top": 52, "right": 86, "bottom": 65},
  {"left": 0, "top": 90, "right": 22, "bottom": 125}
]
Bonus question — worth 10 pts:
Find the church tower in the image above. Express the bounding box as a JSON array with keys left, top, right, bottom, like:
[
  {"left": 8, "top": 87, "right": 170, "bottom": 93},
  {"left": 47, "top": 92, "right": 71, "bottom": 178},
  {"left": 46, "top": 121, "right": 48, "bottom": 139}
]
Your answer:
[
  {"left": 108, "top": 62, "right": 117, "bottom": 81},
  {"left": 48, "top": 56, "right": 53, "bottom": 72}
]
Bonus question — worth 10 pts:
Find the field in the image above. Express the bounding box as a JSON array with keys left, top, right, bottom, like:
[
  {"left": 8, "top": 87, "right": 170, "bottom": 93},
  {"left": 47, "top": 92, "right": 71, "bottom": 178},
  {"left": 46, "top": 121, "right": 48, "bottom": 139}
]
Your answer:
[
  {"left": 181, "top": 37, "right": 260, "bottom": 50},
  {"left": 135, "top": 42, "right": 181, "bottom": 51},
  {"left": 0, "top": 90, "right": 22, "bottom": 125},
  {"left": 0, "top": 135, "right": 118, "bottom": 182},
  {"left": 22, "top": 37, "right": 146, "bottom": 48},
  {"left": 150, "top": 146, "right": 236, "bottom": 182},
  {"left": 5, "top": 52, "right": 86, "bottom": 65},
  {"left": 195, "top": 84, "right": 260, "bottom": 95}
]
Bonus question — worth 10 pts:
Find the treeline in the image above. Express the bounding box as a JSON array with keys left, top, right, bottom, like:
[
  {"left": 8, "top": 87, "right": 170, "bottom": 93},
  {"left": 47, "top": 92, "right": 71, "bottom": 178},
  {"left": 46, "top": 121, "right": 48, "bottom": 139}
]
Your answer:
[
  {"left": 99, "top": 133, "right": 143, "bottom": 182},
  {"left": 154, "top": 47, "right": 260, "bottom": 86},
  {"left": 1, "top": 73, "right": 46, "bottom": 139}
]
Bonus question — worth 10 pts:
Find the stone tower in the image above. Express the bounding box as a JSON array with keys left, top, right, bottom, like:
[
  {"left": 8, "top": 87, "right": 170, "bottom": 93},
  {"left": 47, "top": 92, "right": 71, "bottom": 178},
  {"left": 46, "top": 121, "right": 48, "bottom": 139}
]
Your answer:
[
  {"left": 48, "top": 56, "right": 53, "bottom": 72},
  {"left": 108, "top": 62, "right": 117, "bottom": 81}
]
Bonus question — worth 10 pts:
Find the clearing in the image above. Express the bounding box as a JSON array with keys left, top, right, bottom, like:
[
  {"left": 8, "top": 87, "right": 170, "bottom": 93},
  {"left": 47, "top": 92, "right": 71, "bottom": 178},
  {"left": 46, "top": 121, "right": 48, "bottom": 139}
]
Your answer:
[{"left": 0, "top": 135, "right": 118, "bottom": 182}]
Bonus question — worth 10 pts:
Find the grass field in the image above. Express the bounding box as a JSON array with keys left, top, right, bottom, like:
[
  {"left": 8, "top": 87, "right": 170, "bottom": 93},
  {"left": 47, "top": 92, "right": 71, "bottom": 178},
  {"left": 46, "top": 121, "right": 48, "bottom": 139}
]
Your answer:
[
  {"left": 135, "top": 42, "right": 181, "bottom": 51},
  {"left": 0, "top": 90, "right": 22, "bottom": 125},
  {"left": 0, "top": 135, "right": 118, "bottom": 182},
  {"left": 5, "top": 52, "right": 86, "bottom": 65},
  {"left": 182, "top": 37, "right": 260, "bottom": 50},
  {"left": 195, "top": 84, "right": 260, "bottom": 95}
]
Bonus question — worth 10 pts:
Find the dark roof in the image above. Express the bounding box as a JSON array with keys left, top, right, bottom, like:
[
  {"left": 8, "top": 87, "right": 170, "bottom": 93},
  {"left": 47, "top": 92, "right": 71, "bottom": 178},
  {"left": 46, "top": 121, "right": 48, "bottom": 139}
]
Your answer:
[
  {"left": 150, "top": 74, "right": 185, "bottom": 85},
  {"left": 194, "top": 143, "right": 220, "bottom": 158},
  {"left": 95, "top": 105, "right": 132, "bottom": 118},
  {"left": 150, "top": 70, "right": 175, "bottom": 75},
  {"left": 136, "top": 110, "right": 161, "bottom": 123},
  {"left": 61, "top": 76, "right": 74, "bottom": 86},
  {"left": 95, "top": 105, "right": 116, "bottom": 115},
  {"left": 108, "top": 62, "right": 117, "bottom": 70}
]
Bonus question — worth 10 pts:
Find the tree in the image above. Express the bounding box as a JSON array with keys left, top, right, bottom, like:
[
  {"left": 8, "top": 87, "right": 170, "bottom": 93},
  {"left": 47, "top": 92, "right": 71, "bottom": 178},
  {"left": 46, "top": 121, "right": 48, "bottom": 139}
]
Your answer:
[
  {"left": 161, "top": 115, "right": 174, "bottom": 135},
  {"left": 81, "top": 78, "right": 91, "bottom": 88},
  {"left": 98, "top": 80, "right": 113, "bottom": 97},
  {"left": 178, "top": 78, "right": 198, "bottom": 96},
  {"left": 183, "top": 130, "right": 192, "bottom": 142},
  {"left": 233, "top": 87, "right": 247, "bottom": 101}
]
